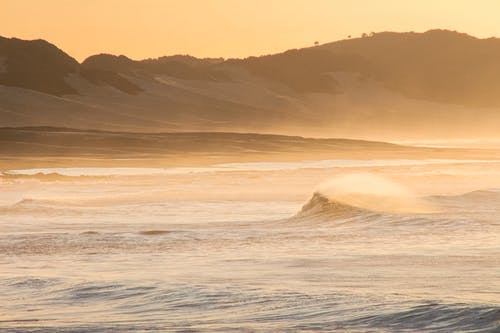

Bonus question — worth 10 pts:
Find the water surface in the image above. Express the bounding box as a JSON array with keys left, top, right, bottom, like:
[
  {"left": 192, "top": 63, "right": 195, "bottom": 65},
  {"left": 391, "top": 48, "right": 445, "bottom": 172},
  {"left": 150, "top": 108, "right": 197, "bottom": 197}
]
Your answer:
[{"left": 0, "top": 160, "right": 499, "bottom": 332}]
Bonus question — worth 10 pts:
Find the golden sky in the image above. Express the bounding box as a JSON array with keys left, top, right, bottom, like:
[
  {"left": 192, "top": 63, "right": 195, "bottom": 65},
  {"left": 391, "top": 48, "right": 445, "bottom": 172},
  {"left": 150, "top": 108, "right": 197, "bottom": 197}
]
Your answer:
[{"left": 2, "top": 0, "right": 500, "bottom": 62}]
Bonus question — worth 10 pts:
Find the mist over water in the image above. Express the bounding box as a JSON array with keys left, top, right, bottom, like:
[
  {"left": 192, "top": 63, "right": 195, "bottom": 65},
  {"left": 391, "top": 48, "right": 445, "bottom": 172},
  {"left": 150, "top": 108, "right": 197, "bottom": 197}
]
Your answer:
[
  {"left": 315, "top": 173, "right": 435, "bottom": 213},
  {"left": 0, "top": 160, "right": 499, "bottom": 332}
]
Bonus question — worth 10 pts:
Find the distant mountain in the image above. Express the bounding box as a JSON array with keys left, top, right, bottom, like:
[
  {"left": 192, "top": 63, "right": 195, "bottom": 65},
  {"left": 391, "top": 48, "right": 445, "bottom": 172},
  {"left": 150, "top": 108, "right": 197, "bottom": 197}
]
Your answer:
[
  {"left": 0, "top": 36, "right": 79, "bottom": 95},
  {"left": 2, "top": 30, "right": 500, "bottom": 140},
  {"left": 322, "top": 30, "right": 500, "bottom": 106}
]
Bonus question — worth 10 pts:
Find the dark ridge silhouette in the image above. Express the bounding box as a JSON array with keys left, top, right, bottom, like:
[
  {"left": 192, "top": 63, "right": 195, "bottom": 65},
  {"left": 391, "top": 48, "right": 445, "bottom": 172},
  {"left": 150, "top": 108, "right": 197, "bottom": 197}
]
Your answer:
[
  {"left": 5, "top": 30, "right": 500, "bottom": 103},
  {"left": 0, "top": 38, "right": 141, "bottom": 95},
  {"left": 4, "top": 31, "right": 500, "bottom": 139},
  {"left": 81, "top": 54, "right": 136, "bottom": 73},
  {"left": 82, "top": 53, "right": 229, "bottom": 81},
  {"left": 79, "top": 54, "right": 143, "bottom": 93},
  {"left": 0, "top": 36, "right": 79, "bottom": 95},
  {"left": 215, "top": 29, "right": 500, "bottom": 102},
  {"left": 321, "top": 29, "right": 500, "bottom": 105},
  {"left": 228, "top": 48, "right": 371, "bottom": 93}
]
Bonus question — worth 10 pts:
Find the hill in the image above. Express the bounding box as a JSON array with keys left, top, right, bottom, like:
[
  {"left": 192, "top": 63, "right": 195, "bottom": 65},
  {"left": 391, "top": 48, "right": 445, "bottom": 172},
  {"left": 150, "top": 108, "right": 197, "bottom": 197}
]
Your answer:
[{"left": 2, "top": 30, "right": 500, "bottom": 140}]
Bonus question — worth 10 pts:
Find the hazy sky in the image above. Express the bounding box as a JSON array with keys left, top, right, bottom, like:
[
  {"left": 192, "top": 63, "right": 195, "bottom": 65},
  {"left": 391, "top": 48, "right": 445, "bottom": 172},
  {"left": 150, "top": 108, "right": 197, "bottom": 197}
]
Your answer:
[{"left": 2, "top": 0, "right": 500, "bottom": 62}]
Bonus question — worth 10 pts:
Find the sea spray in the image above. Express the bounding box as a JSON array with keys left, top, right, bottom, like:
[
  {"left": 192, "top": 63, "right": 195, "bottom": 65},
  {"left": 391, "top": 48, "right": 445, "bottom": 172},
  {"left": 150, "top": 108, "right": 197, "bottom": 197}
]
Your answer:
[{"left": 315, "top": 173, "right": 435, "bottom": 214}]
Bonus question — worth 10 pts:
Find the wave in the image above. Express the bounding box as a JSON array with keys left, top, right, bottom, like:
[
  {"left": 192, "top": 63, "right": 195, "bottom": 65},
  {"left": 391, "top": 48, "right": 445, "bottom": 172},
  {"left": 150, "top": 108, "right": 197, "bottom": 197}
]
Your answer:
[
  {"left": 426, "top": 189, "right": 500, "bottom": 216},
  {"left": 287, "top": 188, "right": 500, "bottom": 231},
  {"left": 432, "top": 189, "right": 500, "bottom": 202},
  {"left": 340, "top": 302, "right": 500, "bottom": 332},
  {"left": 292, "top": 175, "right": 500, "bottom": 223},
  {"left": 295, "top": 191, "right": 371, "bottom": 218},
  {"left": 0, "top": 198, "right": 85, "bottom": 215},
  {"left": 12, "top": 198, "right": 71, "bottom": 207},
  {"left": 139, "top": 230, "right": 171, "bottom": 236},
  {"left": 314, "top": 173, "right": 436, "bottom": 214},
  {"left": 2, "top": 278, "right": 498, "bottom": 332},
  {"left": 291, "top": 189, "right": 430, "bottom": 224},
  {"left": 2, "top": 171, "right": 88, "bottom": 180},
  {"left": 0, "top": 195, "right": 168, "bottom": 214}
]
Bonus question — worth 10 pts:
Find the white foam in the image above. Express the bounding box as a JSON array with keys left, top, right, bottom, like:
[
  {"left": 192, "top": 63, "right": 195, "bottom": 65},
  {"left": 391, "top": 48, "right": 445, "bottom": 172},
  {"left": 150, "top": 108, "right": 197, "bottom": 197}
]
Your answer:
[{"left": 4, "top": 159, "right": 498, "bottom": 176}]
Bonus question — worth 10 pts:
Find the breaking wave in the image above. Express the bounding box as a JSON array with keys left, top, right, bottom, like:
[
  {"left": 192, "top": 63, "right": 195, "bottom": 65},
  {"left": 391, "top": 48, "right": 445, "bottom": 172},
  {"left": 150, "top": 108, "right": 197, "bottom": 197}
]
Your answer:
[
  {"left": 314, "top": 173, "right": 435, "bottom": 214},
  {"left": 288, "top": 178, "right": 500, "bottom": 229},
  {"left": 289, "top": 173, "right": 436, "bottom": 225},
  {"left": 296, "top": 191, "right": 372, "bottom": 218}
]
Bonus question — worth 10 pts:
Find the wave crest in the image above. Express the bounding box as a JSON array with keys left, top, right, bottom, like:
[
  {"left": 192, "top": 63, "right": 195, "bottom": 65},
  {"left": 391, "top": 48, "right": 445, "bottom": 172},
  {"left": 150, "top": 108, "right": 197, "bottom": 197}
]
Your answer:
[{"left": 297, "top": 192, "right": 368, "bottom": 218}]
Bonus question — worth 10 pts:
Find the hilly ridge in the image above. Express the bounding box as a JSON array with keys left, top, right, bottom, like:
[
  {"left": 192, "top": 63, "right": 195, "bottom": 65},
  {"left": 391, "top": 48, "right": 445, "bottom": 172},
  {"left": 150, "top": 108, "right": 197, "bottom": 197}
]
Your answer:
[
  {"left": 2, "top": 30, "right": 500, "bottom": 140},
  {"left": 0, "top": 37, "right": 79, "bottom": 95}
]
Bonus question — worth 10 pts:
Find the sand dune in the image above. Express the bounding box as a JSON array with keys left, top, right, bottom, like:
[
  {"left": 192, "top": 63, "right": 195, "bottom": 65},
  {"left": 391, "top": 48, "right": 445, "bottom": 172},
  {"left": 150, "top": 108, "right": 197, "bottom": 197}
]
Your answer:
[{"left": 3, "top": 31, "right": 500, "bottom": 140}]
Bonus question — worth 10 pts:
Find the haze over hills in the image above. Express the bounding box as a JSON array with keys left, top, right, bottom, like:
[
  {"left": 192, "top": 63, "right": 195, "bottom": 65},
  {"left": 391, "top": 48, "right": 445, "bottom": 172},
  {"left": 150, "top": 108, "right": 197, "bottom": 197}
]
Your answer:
[{"left": 2, "top": 30, "right": 500, "bottom": 140}]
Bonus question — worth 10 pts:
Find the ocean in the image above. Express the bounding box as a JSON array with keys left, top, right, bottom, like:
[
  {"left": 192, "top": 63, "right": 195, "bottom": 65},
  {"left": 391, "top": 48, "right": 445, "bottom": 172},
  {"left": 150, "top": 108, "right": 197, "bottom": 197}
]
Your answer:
[{"left": 0, "top": 160, "right": 499, "bottom": 332}]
